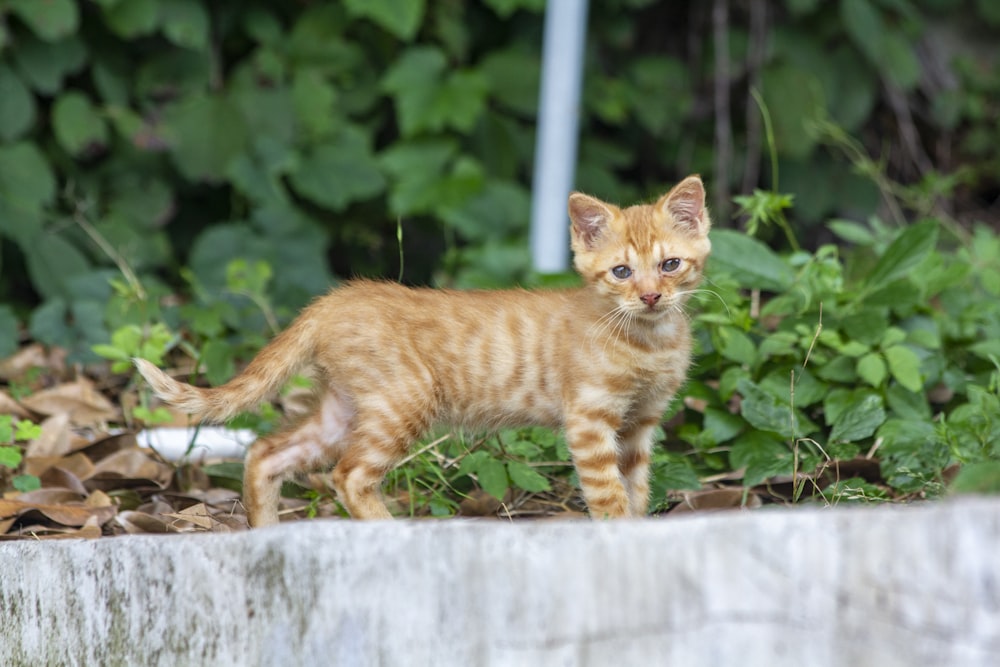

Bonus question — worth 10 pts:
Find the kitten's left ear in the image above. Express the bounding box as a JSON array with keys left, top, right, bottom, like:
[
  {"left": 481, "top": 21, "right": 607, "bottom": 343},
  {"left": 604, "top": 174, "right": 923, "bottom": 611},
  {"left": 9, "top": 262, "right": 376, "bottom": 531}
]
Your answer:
[{"left": 658, "top": 175, "right": 710, "bottom": 237}]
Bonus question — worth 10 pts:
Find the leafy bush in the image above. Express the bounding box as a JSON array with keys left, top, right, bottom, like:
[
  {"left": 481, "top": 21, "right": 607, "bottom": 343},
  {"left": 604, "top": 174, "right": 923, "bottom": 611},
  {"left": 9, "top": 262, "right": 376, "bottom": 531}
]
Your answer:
[
  {"left": 2, "top": 0, "right": 999, "bottom": 365},
  {"left": 661, "top": 213, "right": 1000, "bottom": 504}
]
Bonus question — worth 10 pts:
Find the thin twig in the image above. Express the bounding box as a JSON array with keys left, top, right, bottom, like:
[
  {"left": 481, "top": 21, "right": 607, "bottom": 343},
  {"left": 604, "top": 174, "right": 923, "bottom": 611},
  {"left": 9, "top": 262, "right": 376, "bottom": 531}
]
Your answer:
[{"left": 802, "top": 302, "right": 823, "bottom": 369}]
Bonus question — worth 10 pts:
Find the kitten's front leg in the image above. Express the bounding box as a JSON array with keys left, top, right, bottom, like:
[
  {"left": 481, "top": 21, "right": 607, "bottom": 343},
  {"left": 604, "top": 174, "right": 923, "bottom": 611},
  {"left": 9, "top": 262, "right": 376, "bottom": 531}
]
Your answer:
[
  {"left": 616, "top": 415, "right": 661, "bottom": 517},
  {"left": 565, "top": 410, "right": 630, "bottom": 518}
]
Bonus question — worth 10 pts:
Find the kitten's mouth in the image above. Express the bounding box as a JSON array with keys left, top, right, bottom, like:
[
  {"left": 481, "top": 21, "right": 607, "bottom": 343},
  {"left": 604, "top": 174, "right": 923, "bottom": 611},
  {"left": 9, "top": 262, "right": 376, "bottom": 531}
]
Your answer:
[{"left": 636, "top": 302, "right": 667, "bottom": 318}]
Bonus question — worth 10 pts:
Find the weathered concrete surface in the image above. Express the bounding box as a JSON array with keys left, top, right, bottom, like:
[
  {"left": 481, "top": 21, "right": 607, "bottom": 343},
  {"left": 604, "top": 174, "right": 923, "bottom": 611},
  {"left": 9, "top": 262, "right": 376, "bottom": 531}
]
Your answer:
[{"left": 1, "top": 499, "right": 998, "bottom": 666}]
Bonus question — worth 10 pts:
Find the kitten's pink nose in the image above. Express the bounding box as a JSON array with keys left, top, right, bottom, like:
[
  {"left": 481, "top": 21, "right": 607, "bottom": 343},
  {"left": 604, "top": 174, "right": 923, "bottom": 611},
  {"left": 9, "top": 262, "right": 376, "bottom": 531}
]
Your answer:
[{"left": 640, "top": 292, "right": 661, "bottom": 307}]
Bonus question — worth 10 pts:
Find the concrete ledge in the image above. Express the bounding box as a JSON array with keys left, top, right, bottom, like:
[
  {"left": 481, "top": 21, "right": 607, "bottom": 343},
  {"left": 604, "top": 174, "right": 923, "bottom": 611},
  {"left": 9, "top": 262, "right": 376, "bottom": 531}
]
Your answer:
[{"left": 2, "top": 499, "right": 999, "bottom": 666}]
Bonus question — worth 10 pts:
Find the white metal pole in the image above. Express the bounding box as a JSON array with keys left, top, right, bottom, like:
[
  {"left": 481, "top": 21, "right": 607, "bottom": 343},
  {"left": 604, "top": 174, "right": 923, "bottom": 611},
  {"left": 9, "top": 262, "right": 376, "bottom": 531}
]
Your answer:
[{"left": 530, "top": 0, "right": 589, "bottom": 274}]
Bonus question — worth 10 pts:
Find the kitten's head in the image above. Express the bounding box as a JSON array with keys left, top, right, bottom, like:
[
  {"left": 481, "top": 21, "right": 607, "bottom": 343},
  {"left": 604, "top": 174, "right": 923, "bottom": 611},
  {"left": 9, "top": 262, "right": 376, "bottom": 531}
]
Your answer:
[{"left": 568, "top": 175, "right": 711, "bottom": 320}]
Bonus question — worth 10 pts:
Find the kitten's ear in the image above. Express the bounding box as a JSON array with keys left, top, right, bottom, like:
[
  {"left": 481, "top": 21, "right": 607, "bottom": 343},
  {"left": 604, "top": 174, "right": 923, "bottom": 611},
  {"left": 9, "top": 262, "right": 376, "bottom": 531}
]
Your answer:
[
  {"left": 568, "top": 193, "right": 616, "bottom": 249},
  {"left": 659, "top": 175, "right": 710, "bottom": 237}
]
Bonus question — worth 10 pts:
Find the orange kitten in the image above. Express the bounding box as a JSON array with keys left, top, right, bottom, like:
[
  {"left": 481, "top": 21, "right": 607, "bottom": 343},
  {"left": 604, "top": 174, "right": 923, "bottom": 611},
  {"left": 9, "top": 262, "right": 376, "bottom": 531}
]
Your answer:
[{"left": 135, "top": 176, "right": 712, "bottom": 526}]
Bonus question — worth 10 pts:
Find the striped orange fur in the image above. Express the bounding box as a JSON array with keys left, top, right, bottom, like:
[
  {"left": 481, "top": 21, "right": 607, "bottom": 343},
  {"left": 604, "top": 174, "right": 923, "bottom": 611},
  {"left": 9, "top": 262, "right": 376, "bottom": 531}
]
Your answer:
[{"left": 135, "top": 175, "right": 712, "bottom": 526}]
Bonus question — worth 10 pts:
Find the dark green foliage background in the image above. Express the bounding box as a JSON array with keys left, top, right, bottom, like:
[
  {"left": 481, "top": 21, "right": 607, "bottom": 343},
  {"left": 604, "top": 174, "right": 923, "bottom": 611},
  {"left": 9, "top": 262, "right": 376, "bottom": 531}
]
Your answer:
[{"left": 2, "top": 0, "right": 998, "bottom": 360}]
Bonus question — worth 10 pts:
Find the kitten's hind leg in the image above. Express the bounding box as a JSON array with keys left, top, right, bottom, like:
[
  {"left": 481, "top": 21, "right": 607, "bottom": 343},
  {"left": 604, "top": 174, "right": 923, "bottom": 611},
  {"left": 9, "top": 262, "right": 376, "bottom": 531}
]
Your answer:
[
  {"left": 330, "top": 402, "right": 426, "bottom": 520},
  {"left": 243, "top": 391, "right": 354, "bottom": 527}
]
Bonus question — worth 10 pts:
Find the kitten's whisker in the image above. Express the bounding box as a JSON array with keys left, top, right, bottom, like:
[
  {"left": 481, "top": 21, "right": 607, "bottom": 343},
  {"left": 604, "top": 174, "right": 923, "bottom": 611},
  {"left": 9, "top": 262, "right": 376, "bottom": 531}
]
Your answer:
[
  {"left": 675, "top": 288, "right": 732, "bottom": 317},
  {"left": 586, "top": 307, "right": 625, "bottom": 344}
]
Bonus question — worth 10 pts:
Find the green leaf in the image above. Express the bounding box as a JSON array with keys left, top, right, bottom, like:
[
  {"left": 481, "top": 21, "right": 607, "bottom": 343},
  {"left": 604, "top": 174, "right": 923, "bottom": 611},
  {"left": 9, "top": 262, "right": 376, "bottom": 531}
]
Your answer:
[
  {"left": 701, "top": 408, "right": 745, "bottom": 444},
  {"left": 708, "top": 229, "right": 795, "bottom": 291},
  {"left": 785, "top": 0, "right": 821, "bottom": 15},
  {"left": 92, "top": 344, "right": 130, "bottom": 362},
  {"left": 950, "top": 461, "right": 1000, "bottom": 495},
  {"left": 738, "top": 378, "right": 797, "bottom": 439},
  {"left": 885, "top": 345, "right": 923, "bottom": 392},
  {"left": 461, "top": 451, "right": 508, "bottom": 501},
  {"left": 968, "top": 339, "right": 1000, "bottom": 361},
  {"left": 52, "top": 91, "right": 109, "bottom": 156},
  {"left": 628, "top": 57, "right": 692, "bottom": 137},
  {"left": 201, "top": 339, "right": 236, "bottom": 387},
  {"left": 760, "top": 367, "right": 827, "bottom": 407},
  {"left": 760, "top": 63, "right": 825, "bottom": 159},
  {"left": 717, "top": 327, "right": 757, "bottom": 366},
  {"left": 381, "top": 47, "right": 488, "bottom": 137},
  {"left": 885, "top": 384, "right": 930, "bottom": 421},
  {"left": 840, "top": 0, "right": 884, "bottom": 66},
  {"left": 24, "top": 232, "right": 92, "bottom": 301},
  {"left": 730, "top": 432, "right": 793, "bottom": 487},
  {"left": 828, "top": 391, "right": 886, "bottom": 443},
  {"left": 0, "top": 446, "right": 22, "bottom": 469},
  {"left": 202, "top": 461, "right": 245, "bottom": 482},
  {"left": 865, "top": 220, "right": 939, "bottom": 288},
  {"left": 102, "top": 0, "right": 160, "bottom": 37},
  {"left": 14, "top": 420, "right": 41, "bottom": 441},
  {"left": 440, "top": 181, "right": 530, "bottom": 241},
  {"left": 164, "top": 93, "right": 249, "bottom": 182},
  {"left": 160, "top": 0, "right": 210, "bottom": 50},
  {"left": 344, "top": 0, "right": 425, "bottom": 41},
  {"left": 651, "top": 459, "right": 702, "bottom": 492},
  {"left": 289, "top": 127, "right": 386, "bottom": 211},
  {"left": 292, "top": 68, "right": 339, "bottom": 140},
  {"left": 506, "top": 461, "right": 550, "bottom": 493},
  {"left": 483, "top": 0, "right": 546, "bottom": 17},
  {"left": 11, "top": 33, "right": 88, "bottom": 95},
  {"left": 379, "top": 139, "right": 483, "bottom": 216},
  {"left": 479, "top": 47, "right": 541, "bottom": 116},
  {"left": 0, "top": 64, "right": 36, "bottom": 141},
  {"left": 881, "top": 31, "right": 920, "bottom": 90},
  {"left": 8, "top": 0, "right": 79, "bottom": 41},
  {"left": 13, "top": 474, "right": 42, "bottom": 492},
  {"left": 0, "top": 306, "right": 17, "bottom": 357},
  {"left": 243, "top": 9, "right": 283, "bottom": 44},
  {"left": 856, "top": 352, "right": 888, "bottom": 387},
  {"left": 827, "top": 219, "right": 876, "bottom": 246},
  {"left": 0, "top": 417, "right": 12, "bottom": 444}
]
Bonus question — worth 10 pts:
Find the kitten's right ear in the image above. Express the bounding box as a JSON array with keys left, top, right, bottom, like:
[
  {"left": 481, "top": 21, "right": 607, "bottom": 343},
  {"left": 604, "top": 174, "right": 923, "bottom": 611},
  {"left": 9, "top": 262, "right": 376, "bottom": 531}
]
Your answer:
[{"left": 568, "top": 193, "right": 616, "bottom": 249}]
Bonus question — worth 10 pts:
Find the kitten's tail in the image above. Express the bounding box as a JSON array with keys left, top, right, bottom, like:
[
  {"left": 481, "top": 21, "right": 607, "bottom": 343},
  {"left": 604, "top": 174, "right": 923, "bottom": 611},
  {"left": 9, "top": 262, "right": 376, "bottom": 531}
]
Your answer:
[{"left": 133, "top": 317, "right": 315, "bottom": 423}]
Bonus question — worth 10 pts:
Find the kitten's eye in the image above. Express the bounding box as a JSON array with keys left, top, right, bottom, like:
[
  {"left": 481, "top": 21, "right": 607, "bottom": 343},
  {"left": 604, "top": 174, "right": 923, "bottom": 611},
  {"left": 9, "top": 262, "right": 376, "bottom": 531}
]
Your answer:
[
  {"left": 661, "top": 258, "right": 682, "bottom": 273},
  {"left": 611, "top": 265, "right": 632, "bottom": 279}
]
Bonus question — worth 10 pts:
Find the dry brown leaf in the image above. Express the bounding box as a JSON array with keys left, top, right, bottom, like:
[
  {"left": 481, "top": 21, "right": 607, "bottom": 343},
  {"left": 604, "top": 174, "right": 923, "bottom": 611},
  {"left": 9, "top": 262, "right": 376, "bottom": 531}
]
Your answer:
[
  {"left": 15, "top": 488, "right": 85, "bottom": 505},
  {"left": 76, "top": 432, "right": 138, "bottom": 460},
  {"left": 115, "top": 510, "right": 177, "bottom": 534},
  {"left": 163, "top": 503, "right": 215, "bottom": 530},
  {"left": 37, "top": 467, "right": 89, "bottom": 496},
  {"left": 459, "top": 489, "right": 503, "bottom": 517},
  {"left": 25, "top": 412, "right": 73, "bottom": 458},
  {"left": 85, "top": 447, "right": 174, "bottom": 490},
  {"left": 19, "top": 377, "right": 118, "bottom": 426},
  {"left": 85, "top": 489, "right": 112, "bottom": 508},
  {"left": 0, "top": 390, "right": 30, "bottom": 418},
  {"left": 0, "top": 344, "right": 48, "bottom": 381},
  {"left": 0, "top": 498, "right": 116, "bottom": 527},
  {"left": 1, "top": 516, "right": 104, "bottom": 540},
  {"left": 31, "top": 516, "right": 103, "bottom": 540},
  {"left": 25, "top": 453, "right": 96, "bottom": 480},
  {"left": 669, "top": 488, "right": 762, "bottom": 514}
]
